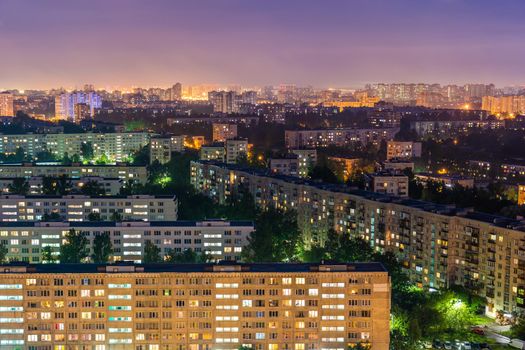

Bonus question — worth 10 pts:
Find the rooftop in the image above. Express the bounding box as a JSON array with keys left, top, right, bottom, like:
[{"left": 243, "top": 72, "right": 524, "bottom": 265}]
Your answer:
[
  {"left": 0, "top": 261, "right": 387, "bottom": 274},
  {"left": 0, "top": 220, "right": 254, "bottom": 228}
]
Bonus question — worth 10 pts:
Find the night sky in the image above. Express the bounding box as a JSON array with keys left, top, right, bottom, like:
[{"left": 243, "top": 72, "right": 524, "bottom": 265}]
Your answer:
[{"left": 0, "top": 0, "right": 524, "bottom": 89}]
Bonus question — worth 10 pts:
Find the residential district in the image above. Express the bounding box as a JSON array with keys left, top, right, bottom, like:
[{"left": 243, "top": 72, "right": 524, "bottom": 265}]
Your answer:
[{"left": 0, "top": 83, "right": 525, "bottom": 350}]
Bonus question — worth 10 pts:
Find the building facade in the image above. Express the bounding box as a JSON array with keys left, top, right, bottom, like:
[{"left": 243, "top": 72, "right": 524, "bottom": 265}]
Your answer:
[
  {"left": 212, "top": 124, "right": 238, "bottom": 142},
  {"left": 0, "top": 194, "right": 177, "bottom": 222},
  {"left": 0, "top": 220, "right": 253, "bottom": 263},
  {"left": 0, "top": 163, "right": 148, "bottom": 184},
  {"left": 0, "top": 92, "right": 14, "bottom": 117},
  {"left": 386, "top": 141, "right": 422, "bottom": 160},
  {"left": 0, "top": 132, "right": 152, "bottom": 163},
  {"left": 0, "top": 176, "right": 123, "bottom": 195},
  {"left": 55, "top": 92, "right": 102, "bottom": 122},
  {"left": 284, "top": 128, "right": 398, "bottom": 149},
  {"left": 150, "top": 137, "right": 172, "bottom": 165},
  {"left": 0, "top": 262, "right": 390, "bottom": 350},
  {"left": 191, "top": 160, "right": 525, "bottom": 314}
]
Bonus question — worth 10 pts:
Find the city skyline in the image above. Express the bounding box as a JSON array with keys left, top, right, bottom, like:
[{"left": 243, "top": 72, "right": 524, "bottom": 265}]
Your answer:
[{"left": 1, "top": 0, "right": 525, "bottom": 89}]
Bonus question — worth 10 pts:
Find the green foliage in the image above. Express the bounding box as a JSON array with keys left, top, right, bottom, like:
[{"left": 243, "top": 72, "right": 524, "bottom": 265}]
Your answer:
[
  {"left": 35, "top": 150, "right": 56, "bottom": 162},
  {"left": 80, "top": 180, "right": 106, "bottom": 196},
  {"left": 91, "top": 233, "right": 113, "bottom": 263},
  {"left": 80, "top": 141, "right": 94, "bottom": 161},
  {"left": 309, "top": 165, "right": 339, "bottom": 184},
  {"left": 132, "top": 145, "right": 150, "bottom": 165},
  {"left": 165, "top": 249, "right": 208, "bottom": 263},
  {"left": 511, "top": 314, "right": 525, "bottom": 340},
  {"left": 42, "top": 175, "right": 71, "bottom": 195},
  {"left": 143, "top": 240, "right": 162, "bottom": 263},
  {"left": 42, "top": 212, "right": 61, "bottom": 221},
  {"left": 0, "top": 241, "right": 8, "bottom": 263},
  {"left": 8, "top": 178, "right": 30, "bottom": 195},
  {"left": 242, "top": 208, "right": 300, "bottom": 262},
  {"left": 59, "top": 229, "right": 89, "bottom": 263},
  {"left": 88, "top": 212, "right": 102, "bottom": 221},
  {"left": 111, "top": 211, "right": 123, "bottom": 222},
  {"left": 41, "top": 246, "right": 55, "bottom": 264}
]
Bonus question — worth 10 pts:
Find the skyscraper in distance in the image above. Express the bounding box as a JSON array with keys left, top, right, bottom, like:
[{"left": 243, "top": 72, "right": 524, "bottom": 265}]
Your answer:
[{"left": 0, "top": 92, "right": 14, "bottom": 117}]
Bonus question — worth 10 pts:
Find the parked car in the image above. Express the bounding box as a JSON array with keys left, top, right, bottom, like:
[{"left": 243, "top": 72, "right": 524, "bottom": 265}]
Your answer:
[
  {"left": 471, "top": 327, "right": 485, "bottom": 336},
  {"left": 463, "top": 341, "right": 472, "bottom": 350},
  {"left": 443, "top": 341, "right": 453, "bottom": 350},
  {"left": 433, "top": 339, "right": 443, "bottom": 349}
]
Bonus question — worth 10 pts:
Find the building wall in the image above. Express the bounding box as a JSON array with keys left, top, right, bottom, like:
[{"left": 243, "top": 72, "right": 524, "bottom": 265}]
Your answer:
[
  {"left": 191, "top": 161, "right": 525, "bottom": 314},
  {"left": 0, "top": 176, "right": 122, "bottom": 195},
  {"left": 0, "top": 220, "right": 253, "bottom": 263},
  {"left": 0, "top": 92, "right": 14, "bottom": 117},
  {"left": 0, "top": 132, "right": 151, "bottom": 163},
  {"left": 284, "top": 128, "right": 398, "bottom": 149},
  {"left": 0, "top": 262, "right": 390, "bottom": 350},
  {"left": 0, "top": 164, "right": 148, "bottom": 184},
  {"left": 150, "top": 137, "right": 172, "bottom": 164},
  {"left": 0, "top": 195, "right": 177, "bottom": 222}
]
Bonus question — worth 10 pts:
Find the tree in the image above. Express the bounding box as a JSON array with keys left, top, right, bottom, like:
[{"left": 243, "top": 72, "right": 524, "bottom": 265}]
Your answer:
[
  {"left": 42, "top": 175, "right": 71, "bottom": 195},
  {"left": 309, "top": 165, "right": 339, "bottom": 184},
  {"left": 41, "top": 246, "right": 55, "bottom": 263},
  {"left": 35, "top": 150, "right": 56, "bottom": 162},
  {"left": 8, "top": 178, "right": 30, "bottom": 195},
  {"left": 165, "top": 248, "right": 208, "bottom": 263},
  {"left": 59, "top": 229, "right": 89, "bottom": 263},
  {"left": 81, "top": 180, "right": 105, "bottom": 196},
  {"left": 242, "top": 208, "right": 300, "bottom": 262},
  {"left": 143, "top": 240, "right": 162, "bottom": 263},
  {"left": 88, "top": 212, "right": 102, "bottom": 221},
  {"left": 111, "top": 211, "right": 123, "bottom": 222},
  {"left": 81, "top": 141, "right": 94, "bottom": 162},
  {"left": 42, "top": 212, "right": 62, "bottom": 221},
  {"left": 91, "top": 233, "right": 113, "bottom": 263},
  {"left": 0, "top": 241, "right": 8, "bottom": 263}
]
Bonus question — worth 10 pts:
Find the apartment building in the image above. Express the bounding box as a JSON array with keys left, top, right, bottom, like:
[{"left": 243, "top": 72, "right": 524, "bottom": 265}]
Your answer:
[
  {"left": 270, "top": 156, "right": 299, "bottom": 177},
  {"left": 284, "top": 128, "right": 398, "bottom": 149},
  {"left": 0, "top": 195, "right": 177, "bottom": 222},
  {"left": 0, "top": 176, "right": 123, "bottom": 195},
  {"left": 386, "top": 141, "right": 422, "bottom": 160},
  {"left": 150, "top": 137, "right": 172, "bottom": 165},
  {"left": 292, "top": 149, "right": 318, "bottom": 178},
  {"left": 200, "top": 144, "right": 226, "bottom": 162},
  {"left": 369, "top": 173, "right": 409, "bottom": 197},
  {"left": 0, "top": 220, "right": 253, "bottom": 263},
  {"left": 191, "top": 160, "right": 525, "bottom": 314},
  {"left": 0, "top": 261, "right": 390, "bottom": 350},
  {"left": 0, "top": 162, "right": 148, "bottom": 184},
  {"left": 213, "top": 123, "right": 238, "bottom": 142},
  {"left": 225, "top": 139, "right": 249, "bottom": 164},
  {"left": 0, "top": 132, "right": 152, "bottom": 162}
]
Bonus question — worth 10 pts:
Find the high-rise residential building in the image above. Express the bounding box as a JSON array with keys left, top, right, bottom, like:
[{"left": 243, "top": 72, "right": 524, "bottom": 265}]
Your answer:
[
  {"left": 55, "top": 92, "right": 102, "bottom": 122},
  {"left": 0, "top": 163, "right": 148, "bottom": 184},
  {"left": 482, "top": 95, "right": 525, "bottom": 116},
  {"left": 0, "top": 132, "right": 151, "bottom": 162},
  {"left": 225, "top": 138, "right": 249, "bottom": 164},
  {"left": 73, "top": 102, "right": 90, "bottom": 123},
  {"left": 0, "top": 194, "right": 178, "bottom": 222},
  {"left": 208, "top": 91, "right": 236, "bottom": 113},
  {"left": 191, "top": 160, "right": 525, "bottom": 314},
  {"left": 0, "top": 262, "right": 391, "bottom": 350},
  {"left": 172, "top": 82, "right": 182, "bottom": 100},
  {"left": 212, "top": 123, "right": 238, "bottom": 142},
  {"left": 0, "top": 91, "right": 14, "bottom": 116},
  {"left": 284, "top": 128, "right": 398, "bottom": 149},
  {"left": 0, "top": 219, "right": 253, "bottom": 263},
  {"left": 465, "top": 83, "right": 495, "bottom": 99},
  {"left": 149, "top": 136, "right": 172, "bottom": 164}
]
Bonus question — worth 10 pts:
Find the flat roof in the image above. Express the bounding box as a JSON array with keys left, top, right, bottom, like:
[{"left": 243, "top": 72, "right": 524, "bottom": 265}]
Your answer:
[
  {"left": 0, "top": 262, "right": 387, "bottom": 274},
  {"left": 0, "top": 194, "right": 174, "bottom": 199},
  {"left": 0, "top": 220, "right": 254, "bottom": 228}
]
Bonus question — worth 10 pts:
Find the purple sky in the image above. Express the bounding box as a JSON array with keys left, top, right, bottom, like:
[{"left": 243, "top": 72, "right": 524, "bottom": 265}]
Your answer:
[{"left": 0, "top": 0, "right": 524, "bottom": 89}]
